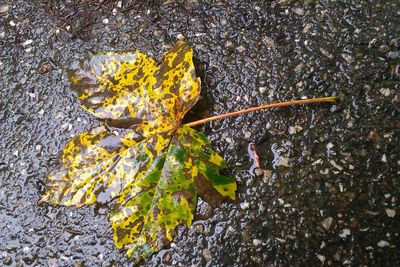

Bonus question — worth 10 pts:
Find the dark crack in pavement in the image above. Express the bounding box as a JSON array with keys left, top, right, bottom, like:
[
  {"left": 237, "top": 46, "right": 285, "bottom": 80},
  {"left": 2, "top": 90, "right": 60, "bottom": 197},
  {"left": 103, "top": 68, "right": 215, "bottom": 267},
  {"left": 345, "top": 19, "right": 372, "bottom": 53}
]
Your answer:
[{"left": 0, "top": 1, "right": 399, "bottom": 266}]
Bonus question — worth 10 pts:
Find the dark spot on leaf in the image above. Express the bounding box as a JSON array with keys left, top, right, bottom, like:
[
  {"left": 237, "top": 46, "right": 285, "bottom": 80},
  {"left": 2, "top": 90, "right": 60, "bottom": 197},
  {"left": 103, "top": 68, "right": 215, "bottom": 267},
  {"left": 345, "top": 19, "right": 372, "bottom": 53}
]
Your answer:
[
  {"left": 173, "top": 189, "right": 193, "bottom": 200},
  {"left": 163, "top": 209, "right": 171, "bottom": 215}
]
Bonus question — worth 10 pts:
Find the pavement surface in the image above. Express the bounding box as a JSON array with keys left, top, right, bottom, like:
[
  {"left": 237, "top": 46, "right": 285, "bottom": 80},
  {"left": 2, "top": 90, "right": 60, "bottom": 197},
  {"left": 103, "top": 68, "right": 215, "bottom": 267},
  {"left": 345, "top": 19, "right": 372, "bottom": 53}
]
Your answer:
[{"left": 0, "top": 1, "right": 399, "bottom": 266}]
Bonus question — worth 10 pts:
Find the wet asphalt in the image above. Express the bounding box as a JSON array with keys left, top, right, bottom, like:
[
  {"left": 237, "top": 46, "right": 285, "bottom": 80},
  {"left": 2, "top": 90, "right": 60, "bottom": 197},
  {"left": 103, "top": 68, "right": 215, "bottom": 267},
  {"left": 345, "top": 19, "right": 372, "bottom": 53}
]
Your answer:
[{"left": 0, "top": 1, "right": 399, "bottom": 266}]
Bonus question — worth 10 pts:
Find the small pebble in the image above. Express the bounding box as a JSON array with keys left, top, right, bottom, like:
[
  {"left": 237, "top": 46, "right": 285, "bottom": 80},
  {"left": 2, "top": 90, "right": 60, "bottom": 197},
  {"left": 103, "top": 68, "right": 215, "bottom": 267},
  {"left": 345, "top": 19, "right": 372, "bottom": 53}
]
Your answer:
[
  {"left": 330, "top": 160, "right": 343, "bottom": 171},
  {"left": 317, "top": 255, "right": 326, "bottom": 263},
  {"left": 103, "top": 18, "right": 109, "bottom": 24},
  {"left": 339, "top": 228, "right": 350, "bottom": 238},
  {"left": 320, "top": 168, "right": 329, "bottom": 175},
  {"left": 292, "top": 7, "right": 305, "bottom": 16},
  {"left": 243, "top": 130, "right": 251, "bottom": 139},
  {"left": 259, "top": 86, "right": 267, "bottom": 94},
  {"left": 2, "top": 256, "right": 12, "bottom": 265},
  {"left": 21, "top": 39, "right": 33, "bottom": 47},
  {"left": 339, "top": 183, "right": 344, "bottom": 192},
  {"left": 236, "top": 45, "right": 245, "bottom": 53},
  {"left": 203, "top": 248, "right": 212, "bottom": 262},
  {"left": 313, "top": 159, "right": 322, "bottom": 165},
  {"left": 380, "top": 88, "right": 391, "bottom": 97},
  {"left": 294, "top": 62, "right": 305, "bottom": 72},
  {"left": 254, "top": 168, "right": 264, "bottom": 177},
  {"left": 196, "top": 224, "right": 204, "bottom": 233},
  {"left": 241, "top": 230, "right": 250, "bottom": 242},
  {"left": 320, "top": 48, "right": 334, "bottom": 59},
  {"left": 377, "top": 240, "right": 390, "bottom": 247},
  {"left": 0, "top": 4, "right": 10, "bottom": 13},
  {"left": 253, "top": 239, "right": 262, "bottom": 246},
  {"left": 378, "top": 45, "right": 390, "bottom": 53},
  {"left": 288, "top": 125, "right": 303, "bottom": 134},
  {"left": 21, "top": 76, "right": 27, "bottom": 85},
  {"left": 23, "top": 253, "right": 37, "bottom": 265},
  {"left": 225, "top": 40, "right": 234, "bottom": 48},
  {"left": 227, "top": 226, "right": 234, "bottom": 232},
  {"left": 279, "top": 157, "right": 292, "bottom": 167},
  {"left": 387, "top": 51, "right": 399, "bottom": 59},
  {"left": 321, "top": 217, "right": 333, "bottom": 231},
  {"left": 263, "top": 36, "right": 276, "bottom": 49},
  {"left": 262, "top": 170, "right": 272, "bottom": 183},
  {"left": 240, "top": 202, "right": 250, "bottom": 210},
  {"left": 341, "top": 53, "right": 353, "bottom": 63},
  {"left": 385, "top": 208, "right": 396, "bottom": 218},
  {"left": 275, "top": 237, "right": 286, "bottom": 243},
  {"left": 303, "top": 23, "right": 312, "bottom": 33}
]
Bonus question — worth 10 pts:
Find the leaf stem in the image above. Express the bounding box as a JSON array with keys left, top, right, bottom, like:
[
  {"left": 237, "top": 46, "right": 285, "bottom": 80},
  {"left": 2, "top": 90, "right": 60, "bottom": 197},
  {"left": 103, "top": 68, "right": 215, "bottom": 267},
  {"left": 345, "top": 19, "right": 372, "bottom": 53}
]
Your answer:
[{"left": 184, "top": 96, "right": 338, "bottom": 127}]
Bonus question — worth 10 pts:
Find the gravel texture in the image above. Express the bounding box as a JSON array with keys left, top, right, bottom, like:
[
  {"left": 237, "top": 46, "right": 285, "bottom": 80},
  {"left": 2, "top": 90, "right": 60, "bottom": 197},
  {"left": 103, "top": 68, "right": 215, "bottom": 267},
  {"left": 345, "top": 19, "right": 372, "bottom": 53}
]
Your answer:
[{"left": 0, "top": 1, "right": 399, "bottom": 266}]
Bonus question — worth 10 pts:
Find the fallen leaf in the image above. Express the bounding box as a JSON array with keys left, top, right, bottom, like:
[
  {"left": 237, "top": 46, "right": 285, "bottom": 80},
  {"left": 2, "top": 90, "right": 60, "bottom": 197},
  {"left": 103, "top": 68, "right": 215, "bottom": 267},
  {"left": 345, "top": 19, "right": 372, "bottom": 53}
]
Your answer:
[{"left": 39, "top": 40, "right": 236, "bottom": 261}]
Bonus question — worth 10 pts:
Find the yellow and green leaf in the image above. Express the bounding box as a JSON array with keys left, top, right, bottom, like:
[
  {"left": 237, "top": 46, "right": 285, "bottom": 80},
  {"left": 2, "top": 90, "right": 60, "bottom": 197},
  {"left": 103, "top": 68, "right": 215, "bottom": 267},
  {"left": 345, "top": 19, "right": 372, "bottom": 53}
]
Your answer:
[{"left": 39, "top": 40, "right": 236, "bottom": 262}]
